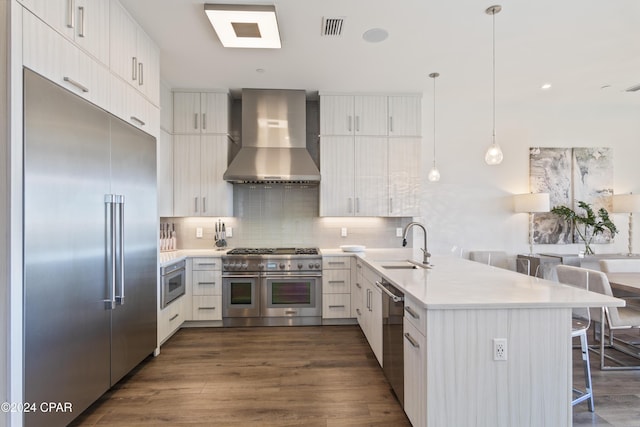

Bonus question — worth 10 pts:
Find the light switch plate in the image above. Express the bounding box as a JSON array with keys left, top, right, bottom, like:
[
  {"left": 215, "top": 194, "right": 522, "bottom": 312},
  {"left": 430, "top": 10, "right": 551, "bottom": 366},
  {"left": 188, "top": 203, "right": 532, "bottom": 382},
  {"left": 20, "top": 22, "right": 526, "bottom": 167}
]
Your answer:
[
  {"left": 341, "top": 227, "right": 347, "bottom": 237},
  {"left": 226, "top": 227, "right": 233, "bottom": 237},
  {"left": 396, "top": 227, "right": 403, "bottom": 237},
  {"left": 196, "top": 227, "right": 203, "bottom": 238}
]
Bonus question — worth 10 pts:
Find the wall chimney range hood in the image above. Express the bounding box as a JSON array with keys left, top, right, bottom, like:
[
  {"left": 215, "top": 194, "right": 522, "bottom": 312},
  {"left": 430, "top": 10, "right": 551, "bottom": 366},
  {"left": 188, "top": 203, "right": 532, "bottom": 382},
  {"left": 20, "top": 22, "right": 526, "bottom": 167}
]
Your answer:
[{"left": 223, "top": 89, "right": 321, "bottom": 184}]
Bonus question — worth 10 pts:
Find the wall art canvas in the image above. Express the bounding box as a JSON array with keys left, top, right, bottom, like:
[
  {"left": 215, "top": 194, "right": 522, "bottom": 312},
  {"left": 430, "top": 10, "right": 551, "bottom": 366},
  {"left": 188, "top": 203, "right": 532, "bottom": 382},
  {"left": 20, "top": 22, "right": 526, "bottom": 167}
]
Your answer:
[
  {"left": 529, "top": 147, "right": 572, "bottom": 244},
  {"left": 529, "top": 147, "right": 613, "bottom": 245},
  {"left": 572, "top": 147, "right": 614, "bottom": 243}
]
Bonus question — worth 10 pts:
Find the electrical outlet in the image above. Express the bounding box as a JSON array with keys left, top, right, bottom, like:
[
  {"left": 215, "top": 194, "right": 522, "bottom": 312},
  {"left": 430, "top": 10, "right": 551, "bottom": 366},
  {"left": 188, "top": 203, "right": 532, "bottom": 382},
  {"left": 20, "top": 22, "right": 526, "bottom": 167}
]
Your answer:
[
  {"left": 226, "top": 227, "right": 233, "bottom": 237},
  {"left": 341, "top": 227, "right": 347, "bottom": 237},
  {"left": 493, "top": 338, "right": 507, "bottom": 361},
  {"left": 196, "top": 227, "right": 203, "bottom": 238},
  {"left": 396, "top": 227, "right": 403, "bottom": 237}
]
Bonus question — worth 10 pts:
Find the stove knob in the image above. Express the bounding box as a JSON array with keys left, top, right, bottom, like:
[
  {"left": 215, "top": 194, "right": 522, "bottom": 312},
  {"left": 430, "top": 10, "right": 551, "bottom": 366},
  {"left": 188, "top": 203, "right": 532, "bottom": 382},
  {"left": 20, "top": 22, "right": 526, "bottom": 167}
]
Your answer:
[
  {"left": 223, "top": 263, "right": 229, "bottom": 269},
  {"left": 308, "top": 263, "right": 314, "bottom": 269},
  {"left": 280, "top": 263, "right": 285, "bottom": 269},
  {"left": 258, "top": 263, "right": 265, "bottom": 269},
  {"left": 241, "top": 263, "right": 248, "bottom": 269},
  {"left": 298, "top": 263, "right": 303, "bottom": 269},
  {"left": 229, "top": 263, "right": 236, "bottom": 269},
  {"left": 314, "top": 262, "right": 321, "bottom": 269}
]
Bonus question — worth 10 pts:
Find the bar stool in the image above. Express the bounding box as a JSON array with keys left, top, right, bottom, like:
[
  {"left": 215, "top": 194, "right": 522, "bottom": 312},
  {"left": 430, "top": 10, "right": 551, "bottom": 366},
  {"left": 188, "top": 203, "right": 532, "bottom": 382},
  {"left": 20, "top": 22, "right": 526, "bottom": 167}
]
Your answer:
[{"left": 556, "top": 265, "right": 595, "bottom": 411}]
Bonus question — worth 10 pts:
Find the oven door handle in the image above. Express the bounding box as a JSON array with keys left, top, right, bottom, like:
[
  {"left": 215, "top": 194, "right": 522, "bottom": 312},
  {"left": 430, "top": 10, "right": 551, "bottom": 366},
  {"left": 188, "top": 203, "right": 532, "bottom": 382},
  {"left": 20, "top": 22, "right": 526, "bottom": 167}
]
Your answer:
[
  {"left": 262, "top": 274, "right": 322, "bottom": 279},
  {"left": 223, "top": 274, "right": 260, "bottom": 279}
]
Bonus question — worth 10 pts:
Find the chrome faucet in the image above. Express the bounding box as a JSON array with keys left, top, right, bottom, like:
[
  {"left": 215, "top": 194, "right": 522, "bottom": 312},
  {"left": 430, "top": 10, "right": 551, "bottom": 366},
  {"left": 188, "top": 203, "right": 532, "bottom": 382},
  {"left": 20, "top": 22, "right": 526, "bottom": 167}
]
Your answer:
[{"left": 402, "top": 222, "right": 431, "bottom": 266}]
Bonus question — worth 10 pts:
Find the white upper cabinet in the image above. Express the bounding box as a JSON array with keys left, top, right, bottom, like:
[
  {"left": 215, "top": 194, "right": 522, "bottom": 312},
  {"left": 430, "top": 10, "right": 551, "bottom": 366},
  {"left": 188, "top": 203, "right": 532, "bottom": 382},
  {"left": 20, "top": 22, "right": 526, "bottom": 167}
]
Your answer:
[
  {"left": 23, "top": 0, "right": 110, "bottom": 65},
  {"left": 354, "top": 137, "right": 388, "bottom": 216},
  {"left": 320, "top": 95, "right": 387, "bottom": 136},
  {"left": 388, "top": 137, "right": 421, "bottom": 216},
  {"left": 173, "top": 135, "right": 232, "bottom": 217},
  {"left": 109, "top": 0, "right": 160, "bottom": 106},
  {"left": 173, "top": 92, "right": 229, "bottom": 135},
  {"left": 388, "top": 95, "right": 421, "bottom": 136}
]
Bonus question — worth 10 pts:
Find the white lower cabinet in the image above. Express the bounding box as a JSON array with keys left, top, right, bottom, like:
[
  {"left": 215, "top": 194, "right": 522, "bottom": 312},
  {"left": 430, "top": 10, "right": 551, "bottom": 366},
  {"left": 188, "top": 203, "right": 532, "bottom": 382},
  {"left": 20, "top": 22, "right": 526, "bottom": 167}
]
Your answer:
[
  {"left": 403, "top": 296, "right": 426, "bottom": 427},
  {"left": 190, "top": 257, "right": 222, "bottom": 321},
  {"left": 322, "top": 257, "right": 352, "bottom": 319},
  {"left": 158, "top": 296, "right": 185, "bottom": 344},
  {"left": 359, "top": 263, "right": 383, "bottom": 366}
]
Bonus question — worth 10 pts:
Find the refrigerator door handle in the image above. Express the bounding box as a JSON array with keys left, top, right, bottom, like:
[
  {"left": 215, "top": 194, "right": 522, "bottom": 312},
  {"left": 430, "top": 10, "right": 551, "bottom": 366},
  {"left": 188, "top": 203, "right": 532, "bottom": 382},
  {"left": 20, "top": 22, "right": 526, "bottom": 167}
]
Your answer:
[
  {"left": 105, "top": 194, "right": 116, "bottom": 310},
  {"left": 116, "top": 195, "right": 125, "bottom": 305}
]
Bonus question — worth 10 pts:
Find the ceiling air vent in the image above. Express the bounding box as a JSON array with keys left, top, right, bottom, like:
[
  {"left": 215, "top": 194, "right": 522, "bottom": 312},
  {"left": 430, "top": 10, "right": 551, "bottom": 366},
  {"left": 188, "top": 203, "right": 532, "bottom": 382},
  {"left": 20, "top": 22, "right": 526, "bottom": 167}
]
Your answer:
[{"left": 322, "top": 17, "right": 344, "bottom": 36}]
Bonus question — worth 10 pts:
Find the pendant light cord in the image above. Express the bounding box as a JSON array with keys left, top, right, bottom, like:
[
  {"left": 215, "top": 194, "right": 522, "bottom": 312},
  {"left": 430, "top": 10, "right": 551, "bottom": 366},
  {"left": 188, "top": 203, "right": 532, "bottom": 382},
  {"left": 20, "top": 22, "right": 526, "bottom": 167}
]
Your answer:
[
  {"left": 492, "top": 9, "right": 496, "bottom": 144},
  {"left": 433, "top": 74, "right": 437, "bottom": 167}
]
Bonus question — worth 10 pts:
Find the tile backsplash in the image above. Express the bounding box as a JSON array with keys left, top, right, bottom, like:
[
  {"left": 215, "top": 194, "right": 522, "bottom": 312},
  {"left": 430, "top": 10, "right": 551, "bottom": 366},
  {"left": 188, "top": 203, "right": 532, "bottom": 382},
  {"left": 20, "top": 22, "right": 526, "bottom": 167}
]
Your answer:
[{"left": 163, "top": 184, "right": 413, "bottom": 250}]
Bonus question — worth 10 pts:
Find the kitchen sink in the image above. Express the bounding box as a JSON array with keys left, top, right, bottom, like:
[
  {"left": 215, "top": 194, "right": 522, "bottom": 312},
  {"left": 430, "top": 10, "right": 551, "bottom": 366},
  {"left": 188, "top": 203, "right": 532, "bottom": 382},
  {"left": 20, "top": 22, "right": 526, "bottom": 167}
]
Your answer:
[{"left": 379, "top": 260, "right": 431, "bottom": 270}]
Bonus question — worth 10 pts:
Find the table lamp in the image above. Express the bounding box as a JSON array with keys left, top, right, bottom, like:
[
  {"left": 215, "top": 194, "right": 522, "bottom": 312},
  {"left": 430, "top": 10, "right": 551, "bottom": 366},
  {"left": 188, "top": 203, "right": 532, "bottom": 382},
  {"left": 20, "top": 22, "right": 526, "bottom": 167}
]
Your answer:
[
  {"left": 514, "top": 193, "right": 551, "bottom": 254},
  {"left": 612, "top": 193, "right": 640, "bottom": 255}
]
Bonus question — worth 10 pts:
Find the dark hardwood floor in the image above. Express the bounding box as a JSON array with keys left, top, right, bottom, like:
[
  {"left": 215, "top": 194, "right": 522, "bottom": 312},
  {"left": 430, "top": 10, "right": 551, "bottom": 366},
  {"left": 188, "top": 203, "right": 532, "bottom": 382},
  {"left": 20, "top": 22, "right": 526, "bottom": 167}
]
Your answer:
[{"left": 69, "top": 325, "right": 640, "bottom": 426}]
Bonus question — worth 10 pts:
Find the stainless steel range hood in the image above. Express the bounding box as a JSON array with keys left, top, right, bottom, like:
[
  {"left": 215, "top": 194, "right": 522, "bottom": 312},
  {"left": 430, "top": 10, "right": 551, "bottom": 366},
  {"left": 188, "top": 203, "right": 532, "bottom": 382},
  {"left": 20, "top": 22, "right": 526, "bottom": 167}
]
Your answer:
[{"left": 223, "top": 89, "right": 320, "bottom": 183}]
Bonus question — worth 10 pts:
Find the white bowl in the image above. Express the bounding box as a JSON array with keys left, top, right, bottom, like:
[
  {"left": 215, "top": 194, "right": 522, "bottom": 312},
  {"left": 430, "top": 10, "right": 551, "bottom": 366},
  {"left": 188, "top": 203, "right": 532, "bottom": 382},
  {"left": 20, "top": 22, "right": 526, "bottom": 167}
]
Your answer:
[{"left": 340, "top": 245, "right": 366, "bottom": 253}]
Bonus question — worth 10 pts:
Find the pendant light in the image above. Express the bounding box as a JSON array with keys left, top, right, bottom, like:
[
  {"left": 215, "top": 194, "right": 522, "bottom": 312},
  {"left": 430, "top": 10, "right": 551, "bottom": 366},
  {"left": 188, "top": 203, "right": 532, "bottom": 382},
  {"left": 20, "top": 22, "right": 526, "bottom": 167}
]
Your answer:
[
  {"left": 484, "top": 5, "right": 503, "bottom": 165},
  {"left": 428, "top": 72, "right": 441, "bottom": 182}
]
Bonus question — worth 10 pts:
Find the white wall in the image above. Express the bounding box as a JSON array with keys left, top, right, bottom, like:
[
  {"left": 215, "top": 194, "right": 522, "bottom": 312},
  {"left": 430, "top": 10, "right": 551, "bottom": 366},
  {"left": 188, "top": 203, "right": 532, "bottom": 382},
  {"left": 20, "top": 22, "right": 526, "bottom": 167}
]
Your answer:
[{"left": 421, "top": 81, "right": 640, "bottom": 257}]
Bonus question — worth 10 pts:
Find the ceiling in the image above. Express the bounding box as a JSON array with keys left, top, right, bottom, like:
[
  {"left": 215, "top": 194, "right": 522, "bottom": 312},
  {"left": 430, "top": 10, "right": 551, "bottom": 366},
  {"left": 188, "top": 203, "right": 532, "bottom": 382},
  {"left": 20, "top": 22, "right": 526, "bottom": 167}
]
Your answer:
[{"left": 120, "top": 0, "right": 640, "bottom": 107}]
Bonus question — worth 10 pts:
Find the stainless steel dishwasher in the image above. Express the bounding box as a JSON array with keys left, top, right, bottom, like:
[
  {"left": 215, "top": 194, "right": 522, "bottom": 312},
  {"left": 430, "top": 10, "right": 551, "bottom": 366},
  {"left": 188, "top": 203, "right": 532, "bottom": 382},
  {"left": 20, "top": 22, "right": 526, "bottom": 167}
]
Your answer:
[{"left": 377, "top": 279, "right": 405, "bottom": 406}]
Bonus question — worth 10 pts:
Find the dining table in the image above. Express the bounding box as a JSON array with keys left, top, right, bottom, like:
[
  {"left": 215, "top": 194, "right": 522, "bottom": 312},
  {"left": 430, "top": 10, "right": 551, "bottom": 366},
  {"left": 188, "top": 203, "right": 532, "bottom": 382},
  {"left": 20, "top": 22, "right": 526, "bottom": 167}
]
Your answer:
[{"left": 605, "top": 272, "right": 640, "bottom": 295}]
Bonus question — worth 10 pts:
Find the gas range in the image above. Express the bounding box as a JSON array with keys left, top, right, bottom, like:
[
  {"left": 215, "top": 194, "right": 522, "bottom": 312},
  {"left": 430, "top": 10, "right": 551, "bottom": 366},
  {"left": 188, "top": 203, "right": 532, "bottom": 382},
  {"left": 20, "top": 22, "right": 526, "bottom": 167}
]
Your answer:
[{"left": 222, "top": 247, "right": 322, "bottom": 273}]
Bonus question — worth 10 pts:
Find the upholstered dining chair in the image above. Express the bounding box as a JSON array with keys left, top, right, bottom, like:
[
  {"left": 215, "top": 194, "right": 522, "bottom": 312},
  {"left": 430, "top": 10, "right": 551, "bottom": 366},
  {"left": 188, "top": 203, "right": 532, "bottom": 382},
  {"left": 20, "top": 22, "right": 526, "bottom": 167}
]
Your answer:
[
  {"left": 568, "top": 266, "right": 640, "bottom": 370},
  {"left": 556, "top": 265, "right": 595, "bottom": 411},
  {"left": 468, "top": 251, "right": 508, "bottom": 269}
]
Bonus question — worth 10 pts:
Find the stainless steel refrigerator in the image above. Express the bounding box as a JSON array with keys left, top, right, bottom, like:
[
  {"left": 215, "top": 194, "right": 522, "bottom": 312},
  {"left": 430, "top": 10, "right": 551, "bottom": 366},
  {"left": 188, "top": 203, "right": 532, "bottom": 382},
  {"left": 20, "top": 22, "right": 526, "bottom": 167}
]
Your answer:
[{"left": 23, "top": 69, "right": 157, "bottom": 427}]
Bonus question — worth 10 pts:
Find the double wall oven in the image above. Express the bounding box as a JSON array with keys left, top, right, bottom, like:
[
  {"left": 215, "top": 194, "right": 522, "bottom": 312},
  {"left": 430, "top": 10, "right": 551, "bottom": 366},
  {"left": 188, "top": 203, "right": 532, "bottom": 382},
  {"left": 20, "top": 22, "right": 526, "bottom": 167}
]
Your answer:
[{"left": 222, "top": 248, "right": 322, "bottom": 326}]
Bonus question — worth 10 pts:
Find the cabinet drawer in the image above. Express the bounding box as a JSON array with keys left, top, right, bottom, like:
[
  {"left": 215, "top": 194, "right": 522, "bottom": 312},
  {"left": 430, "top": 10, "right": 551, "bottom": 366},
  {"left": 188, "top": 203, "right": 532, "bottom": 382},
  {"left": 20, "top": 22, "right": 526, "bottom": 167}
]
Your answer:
[
  {"left": 404, "top": 294, "right": 426, "bottom": 336},
  {"left": 323, "top": 256, "right": 351, "bottom": 270},
  {"left": 192, "top": 270, "right": 221, "bottom": 296},
  {"left": 322, "top": 294, "right": 351, "bottom": 319},
  {"left": 192, "top": 257, "right": 221, "bottom": 270},
  {"left": 192, "top": 295, "right": 222, "bottom": 321},
  {"left": 159, "top": 296, "right": 184, "bottom": 344},
  {"left": 323, "top": 269, "right": 350, "bottom": 293}
]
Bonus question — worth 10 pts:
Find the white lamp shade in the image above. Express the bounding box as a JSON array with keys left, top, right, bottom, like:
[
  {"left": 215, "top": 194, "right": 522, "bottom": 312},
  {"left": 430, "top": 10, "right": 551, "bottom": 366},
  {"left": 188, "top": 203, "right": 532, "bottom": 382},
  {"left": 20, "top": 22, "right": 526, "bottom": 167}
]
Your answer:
[
  {"left": 612, "top": 194, "right": 640, "bottom": 213},
  {"left": 513, "top": 193, "right": 550, "bottom": 213}
]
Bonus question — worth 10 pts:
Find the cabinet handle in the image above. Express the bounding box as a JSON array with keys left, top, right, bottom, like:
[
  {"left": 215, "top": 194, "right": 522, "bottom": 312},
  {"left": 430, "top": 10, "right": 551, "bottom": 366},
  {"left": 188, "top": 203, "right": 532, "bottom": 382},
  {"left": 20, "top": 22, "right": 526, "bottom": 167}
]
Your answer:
[
  {"left": 366, "top": 289, "right": 371, "bottom": 311},
  {"left": 202, "top": 113, "right": 206, "bottom": 130},
  {"left": 63, "top": 76, "right": 88, "bottom": 93},
  {"left": 355, "top": 116, "right": 360, "bottom": 132},
  {"left": 194, "top": 197, "right": 198, "bottom": 212},
  {"left": 356, "top": 308, "right": 361, "bottom": 316},
  {"left": 194, "top": 113, "right": 198, "bottom": 130},
  {"left": 196, "top": 263, "right": 217, "bottom": 267},
  {"left": 355, "top": 197, "right": 360, "bottom": 213},
  {"left": 357, "top": 264, "right": 362, "bottom": 269},
  {"left": 169, "top": 313, "right": 179, "bottom": 321},
  {"left": 130, "top": 116, "right": 145, "bottom": 126},
  {"left": 348, "top": 115, "right": 352, "bottom": 132},
  {"left": 198, "top": 282, "right": 216, "bottom": 286},
  {"left": 132, "top": 57, "right": 137, "bottom": 81},
  {"left": 328, "top": 261, "right": 345, "bottom": 265},
  {"left": 404, "top": 332, "right": 420, "bottom": 348},
  {"left": 198, "top": 307, "right": 217, "bottom": 310},
  {"left": 355, "top": 282, "right": 361, "bottom": 289},
  {"left": 138, "top": 63, "right": 144, "bottom": 86},
  {"left": 389, "top": 197, "right": 393, "bottom": 213},
  {"left": 328, "top": 280, "right": 345, "bottom": 284},
  {"left": 77, "top": 6, "right": 85, "bottom": 37},
  {"left": 203, "top": 197, "right": 206, "bottom": 213},
  {"left": 285, "top": 310, "right": 297, "bottom": 315},
  {"left": 404, "top": 306, "right": 420, "bottom": 319},
  {"left": 329, "top": 305, "right": 345, "bottom": 309},
  {"left": 67, "top": 0, "right": 75, "bottom": 28},
  {"left": 389, "top": 116, "right": 393, "bottom": 133}
]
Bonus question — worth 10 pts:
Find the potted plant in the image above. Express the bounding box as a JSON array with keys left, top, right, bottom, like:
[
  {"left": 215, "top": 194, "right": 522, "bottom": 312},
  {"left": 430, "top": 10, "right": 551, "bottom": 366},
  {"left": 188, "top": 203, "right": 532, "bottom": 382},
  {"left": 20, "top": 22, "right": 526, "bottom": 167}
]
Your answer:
[{"left": 551, "top": 201, "right": 617, "bottom": 255}]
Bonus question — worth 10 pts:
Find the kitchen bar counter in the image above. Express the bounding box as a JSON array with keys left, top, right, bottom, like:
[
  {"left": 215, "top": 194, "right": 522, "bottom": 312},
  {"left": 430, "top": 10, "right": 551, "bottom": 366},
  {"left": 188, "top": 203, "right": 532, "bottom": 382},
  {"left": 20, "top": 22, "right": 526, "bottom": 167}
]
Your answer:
[{"left": 321, "top": 248, "right": 623, "bottom": 310}]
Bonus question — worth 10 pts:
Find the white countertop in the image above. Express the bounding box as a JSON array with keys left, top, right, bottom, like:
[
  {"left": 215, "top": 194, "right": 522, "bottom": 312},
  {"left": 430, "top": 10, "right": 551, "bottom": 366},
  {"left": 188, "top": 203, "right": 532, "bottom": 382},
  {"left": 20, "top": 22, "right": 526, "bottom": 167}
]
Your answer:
[
  {"left": 322, "top": 247, "right": 625, "bottom": 310},
  {"left": 159, "top": 249, "right": 228, "bottom": 267}
]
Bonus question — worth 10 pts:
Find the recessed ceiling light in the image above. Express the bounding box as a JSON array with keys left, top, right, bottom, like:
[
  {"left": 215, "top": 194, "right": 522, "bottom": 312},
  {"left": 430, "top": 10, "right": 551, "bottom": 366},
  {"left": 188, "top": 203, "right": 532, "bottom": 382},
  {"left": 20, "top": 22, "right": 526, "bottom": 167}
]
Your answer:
[
  {"left": 204, "top": 4, "right": 281, "bottom": 49},
  {"left": 541, "top": 83, "right": 552, "bottom": 90},
  {"left": 256, "top": 68, "right": 265, "bottom": 73},
  {"left": 362, "top": 28, "right": 388, "bottom": 43}
]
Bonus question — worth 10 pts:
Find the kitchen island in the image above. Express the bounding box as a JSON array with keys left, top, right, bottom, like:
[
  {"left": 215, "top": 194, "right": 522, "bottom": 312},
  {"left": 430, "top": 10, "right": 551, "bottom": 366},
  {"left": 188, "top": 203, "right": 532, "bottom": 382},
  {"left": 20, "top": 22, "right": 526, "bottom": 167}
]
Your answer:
[{"left": 323, "top": 248, "right": 624, "bottom": 427}]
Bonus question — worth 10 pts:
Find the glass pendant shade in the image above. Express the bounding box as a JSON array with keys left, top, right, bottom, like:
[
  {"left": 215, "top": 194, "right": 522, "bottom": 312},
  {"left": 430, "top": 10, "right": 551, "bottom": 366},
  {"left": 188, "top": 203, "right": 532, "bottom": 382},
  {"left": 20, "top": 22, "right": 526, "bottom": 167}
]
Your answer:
[
  {"left": 428, "top": 166, "right": 441, "bottom": 182},
  {"left": 485, "top": 142, "right": 503, "bottom": 165}
]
